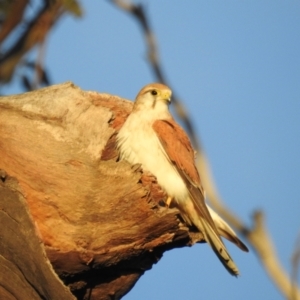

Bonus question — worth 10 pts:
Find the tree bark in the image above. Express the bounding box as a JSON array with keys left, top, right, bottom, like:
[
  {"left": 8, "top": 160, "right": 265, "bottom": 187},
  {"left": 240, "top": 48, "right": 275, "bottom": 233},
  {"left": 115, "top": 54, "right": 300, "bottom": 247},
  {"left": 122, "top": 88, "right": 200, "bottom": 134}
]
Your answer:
[
  {"left": 0, "top": 174, "right": 75, "bottom": 300},
  {"left": 0, "top": 82, "right": 204, "bottom": 299}
]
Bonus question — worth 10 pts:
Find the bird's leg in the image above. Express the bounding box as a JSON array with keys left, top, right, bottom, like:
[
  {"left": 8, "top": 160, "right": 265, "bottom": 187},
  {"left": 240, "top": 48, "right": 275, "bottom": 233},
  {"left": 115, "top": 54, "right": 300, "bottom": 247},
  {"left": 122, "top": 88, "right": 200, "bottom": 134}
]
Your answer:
[{"left": 165, "top": 196, "right": 173, "bottom": 208}]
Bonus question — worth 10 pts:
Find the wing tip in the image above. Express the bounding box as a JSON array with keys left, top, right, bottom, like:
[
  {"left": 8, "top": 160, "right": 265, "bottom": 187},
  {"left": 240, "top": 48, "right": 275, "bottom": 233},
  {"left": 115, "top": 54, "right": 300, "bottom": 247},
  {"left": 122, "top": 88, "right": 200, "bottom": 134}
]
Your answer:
[{"left": 202, "top": 219, "right": 241, "bottom": 276}]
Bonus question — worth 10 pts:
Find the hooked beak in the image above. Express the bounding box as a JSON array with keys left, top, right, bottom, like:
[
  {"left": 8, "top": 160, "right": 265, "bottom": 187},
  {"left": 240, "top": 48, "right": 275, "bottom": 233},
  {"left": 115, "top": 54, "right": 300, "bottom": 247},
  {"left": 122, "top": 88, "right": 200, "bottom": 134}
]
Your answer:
[{"left": 161, "top": 90, "right": 172, "bottom": 103}]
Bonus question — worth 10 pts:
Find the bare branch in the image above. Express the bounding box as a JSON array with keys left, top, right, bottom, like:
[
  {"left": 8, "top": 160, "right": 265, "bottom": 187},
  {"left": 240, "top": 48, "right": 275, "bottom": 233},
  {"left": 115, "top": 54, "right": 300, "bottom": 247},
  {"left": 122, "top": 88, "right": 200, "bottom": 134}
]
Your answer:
[
  {"left": 0, "top": 0, "right": 80, "bottom": 88},
  {"left": 197, "top": 150, "right": 300, "bottom": 299},
  {"left": 0, "top": 0, "right": 28, "bottom": 44},
  {"left": 0, "top": 0, "right": 64, "bottom": 84},
  {"left": 291, "top": 233, "right": 300, "bottom": 300}
]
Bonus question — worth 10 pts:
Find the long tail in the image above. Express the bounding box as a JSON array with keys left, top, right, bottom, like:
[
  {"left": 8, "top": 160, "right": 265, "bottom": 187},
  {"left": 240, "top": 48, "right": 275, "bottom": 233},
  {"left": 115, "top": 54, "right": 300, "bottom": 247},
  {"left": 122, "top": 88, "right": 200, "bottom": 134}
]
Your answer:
[
  {"left": 177, "top": 197, "right": 240, "bottom": 276},
  {"left": 199, "top": 218, "right": 239, "bottom": 276}
]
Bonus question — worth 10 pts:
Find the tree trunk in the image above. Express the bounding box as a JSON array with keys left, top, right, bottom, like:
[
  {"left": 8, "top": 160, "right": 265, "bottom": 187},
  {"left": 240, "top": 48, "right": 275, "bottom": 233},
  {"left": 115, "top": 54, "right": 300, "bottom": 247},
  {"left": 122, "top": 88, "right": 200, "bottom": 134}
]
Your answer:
[{"left": 0, "top": 82, "right": 204, "bottom": 299}]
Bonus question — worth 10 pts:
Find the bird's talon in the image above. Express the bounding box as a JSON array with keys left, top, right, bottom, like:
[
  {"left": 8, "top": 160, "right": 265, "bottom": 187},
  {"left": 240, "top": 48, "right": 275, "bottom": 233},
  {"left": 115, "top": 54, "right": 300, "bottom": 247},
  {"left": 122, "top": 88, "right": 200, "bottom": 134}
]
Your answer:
[{"left": 165, "top": 196, "right": 173, "bottom": 208}]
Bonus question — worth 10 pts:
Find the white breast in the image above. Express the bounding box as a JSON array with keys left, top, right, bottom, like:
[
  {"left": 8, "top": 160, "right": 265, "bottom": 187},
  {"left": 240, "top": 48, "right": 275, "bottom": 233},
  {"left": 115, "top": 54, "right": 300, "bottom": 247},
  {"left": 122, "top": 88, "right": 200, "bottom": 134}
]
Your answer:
[{"left": 117, "top": 110, "right": 188, "bottom": 201}]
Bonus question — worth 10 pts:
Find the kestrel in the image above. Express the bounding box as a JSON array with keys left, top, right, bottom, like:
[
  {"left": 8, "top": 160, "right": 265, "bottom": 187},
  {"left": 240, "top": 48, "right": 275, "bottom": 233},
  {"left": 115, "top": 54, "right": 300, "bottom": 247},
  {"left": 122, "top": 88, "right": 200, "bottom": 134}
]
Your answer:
[{"left": 117, "top": 83, "right": 248, "bottom": 276}]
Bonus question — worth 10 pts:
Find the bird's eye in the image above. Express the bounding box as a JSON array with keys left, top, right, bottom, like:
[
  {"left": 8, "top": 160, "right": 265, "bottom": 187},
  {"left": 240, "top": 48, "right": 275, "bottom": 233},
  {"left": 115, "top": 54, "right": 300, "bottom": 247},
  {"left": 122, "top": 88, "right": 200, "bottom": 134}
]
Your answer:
[{"left": 151, "top": 90, "right": 157, "bottom": 96}]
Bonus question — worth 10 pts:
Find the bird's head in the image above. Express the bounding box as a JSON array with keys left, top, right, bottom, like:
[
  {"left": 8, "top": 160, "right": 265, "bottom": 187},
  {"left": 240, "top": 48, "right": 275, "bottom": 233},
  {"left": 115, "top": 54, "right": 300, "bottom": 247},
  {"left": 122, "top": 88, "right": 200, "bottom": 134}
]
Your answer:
[{"left": 133, "top": 83, "right": 172, "bottom": 112}]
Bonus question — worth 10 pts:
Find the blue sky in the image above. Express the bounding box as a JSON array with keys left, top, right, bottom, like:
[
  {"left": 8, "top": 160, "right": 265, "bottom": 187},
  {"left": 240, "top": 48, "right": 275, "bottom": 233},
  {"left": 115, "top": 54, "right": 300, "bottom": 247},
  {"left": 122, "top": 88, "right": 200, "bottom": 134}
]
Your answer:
[{"left": 3, "top": 1, "right": 300, "bottom": 299}]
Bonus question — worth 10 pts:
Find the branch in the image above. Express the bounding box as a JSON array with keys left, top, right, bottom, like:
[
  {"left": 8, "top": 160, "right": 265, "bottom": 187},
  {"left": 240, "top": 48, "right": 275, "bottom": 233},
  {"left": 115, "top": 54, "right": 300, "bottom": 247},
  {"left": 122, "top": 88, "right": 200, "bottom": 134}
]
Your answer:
[
  {"left": 291, "top": 233, "right": 300, "bottom": 300},
  {"left": 0, "top": 0, "right": 82, "bottom": 89},
  {"left": 197, "top": 149, "right": 300, "bottom": 300},
  {"left": 0, "top": 0, "right": 64, "bottom": 84},
  {"left": 0, "top": 0, "right": 28, "bottom": 44}
]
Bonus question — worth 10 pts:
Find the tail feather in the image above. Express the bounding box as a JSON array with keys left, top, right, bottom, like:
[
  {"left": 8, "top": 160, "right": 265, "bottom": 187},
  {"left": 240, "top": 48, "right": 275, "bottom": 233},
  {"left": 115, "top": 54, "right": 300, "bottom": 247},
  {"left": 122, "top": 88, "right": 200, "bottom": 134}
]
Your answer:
[
  {"left": 199, "top": 219, "right": 239, "bottom": 276},
  {"left": 207, "top": 205, "right": 249, "bottom": 252},
  {"left": 175, "top": 195, "right": 244, "bottom": 276}
]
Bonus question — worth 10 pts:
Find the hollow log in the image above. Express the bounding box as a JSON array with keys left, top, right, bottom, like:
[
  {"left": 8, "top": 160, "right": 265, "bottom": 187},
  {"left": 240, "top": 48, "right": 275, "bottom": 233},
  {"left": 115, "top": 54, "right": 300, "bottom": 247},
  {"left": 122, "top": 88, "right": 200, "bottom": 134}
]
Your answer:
[{"left": 0, "top": 82, "right": 203, "bottom": 299}]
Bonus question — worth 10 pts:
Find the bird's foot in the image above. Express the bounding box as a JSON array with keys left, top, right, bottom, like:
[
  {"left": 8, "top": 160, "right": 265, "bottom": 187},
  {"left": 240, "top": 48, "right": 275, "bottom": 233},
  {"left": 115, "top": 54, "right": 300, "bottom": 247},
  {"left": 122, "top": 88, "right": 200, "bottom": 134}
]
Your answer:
[{"left": 165, "top": 196, "right": 173, "bottom": 208}]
